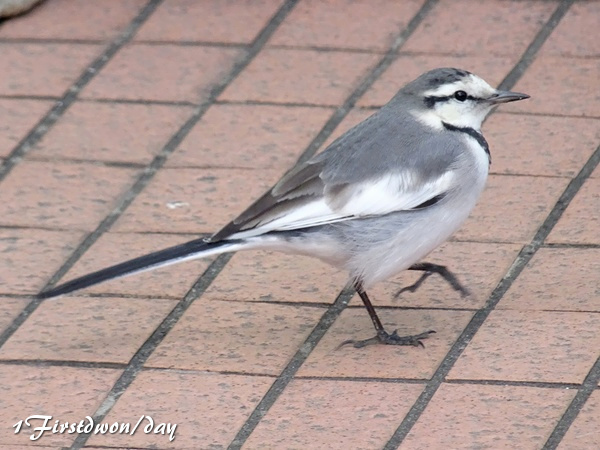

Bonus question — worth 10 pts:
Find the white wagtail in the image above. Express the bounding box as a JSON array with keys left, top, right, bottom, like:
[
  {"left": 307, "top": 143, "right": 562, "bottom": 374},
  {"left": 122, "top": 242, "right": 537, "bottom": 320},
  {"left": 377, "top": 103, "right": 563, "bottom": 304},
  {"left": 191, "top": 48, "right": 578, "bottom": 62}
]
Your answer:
[{"left": 37, "top": 68, "right": 529, "bottom": 348}]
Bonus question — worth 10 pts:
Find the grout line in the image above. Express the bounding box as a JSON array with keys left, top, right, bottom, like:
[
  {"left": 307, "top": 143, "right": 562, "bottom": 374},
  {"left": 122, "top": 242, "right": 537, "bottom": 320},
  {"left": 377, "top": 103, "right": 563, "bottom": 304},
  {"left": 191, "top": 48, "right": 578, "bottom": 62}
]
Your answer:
[
  {"left": 497, "top": 0, "right": 575, "bottom": 91},
  {"left": 226, "top": 1, "right": 441, "bottom": 447},
  {"left": 140, "top": 367, "right": 278, "bottom": 378},
  {"left": 294, "top": 0, "right": 440, "bottom": 165},
  {"left": 295, "top": 376, "right": 584, "bottom": 390},
  {"left": 0, "top": 224, "right": 212, "bottom": 236},
  {"left": 24, "top": 155, "right": 278, "bottom": 171},
  {"left": 68, "top": 253, "right": 232, "bottom": 449},
  {"left": 78, "top": 96, "right": 200, "bottom": 107},
  {"left": 543, "top": 355, "right": 600, "bottom": 449},
  {"left": 383, "top": 2, "right": 581, "bottom": 447},
  {"left": 0, "top": 0, "right": 163, "bottom": 183},
  {"left": 444, "top": 378, "right": 583, "bottom": 390},
  {"left": 228, "top": 287, "right": 354, "bottom": 449},
  {"left": 21, "top": 157, "right": 149, "bottom": 169},
  {"left": 294, "top": 376, "right": 428, "bottom": 384},
  {"left": 0, "top": 356, "right": 590, "bottom": 392},
  {"left": 0, "top": 37, "right": 114, "bottom": 44},
  {"left": 123, "top": 39, "right": 247, "bottom": 48},
  {"left": 543, "top": 242, "right": 600, "bottom": 249},
  {"left": 266, "top": 43, "right": 386, "bottom": 54},
  {"left": 0, "top": 94, "right": 62, "bottom": 101},
  {"left": 0, "top": 359, "right": 127, "bottom": 369},
  {"left": 485, "top": 173, "right": 577, "bottom": 180},
  {"left": 215, "top": 98, "right": 336, "bottom": 108}
]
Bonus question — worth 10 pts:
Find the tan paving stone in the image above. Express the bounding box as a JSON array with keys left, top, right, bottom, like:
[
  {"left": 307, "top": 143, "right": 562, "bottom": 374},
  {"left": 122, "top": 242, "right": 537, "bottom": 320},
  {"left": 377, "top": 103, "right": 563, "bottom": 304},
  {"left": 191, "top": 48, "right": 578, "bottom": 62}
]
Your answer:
[
  {"left": 0, "top": 365, "right": 121, "bottom": 447},
  {"left": 547, "top": 176, "right": 600, "bottom": 245},
  {"left": 81, "top": 44, "right": 242, "bottom": 102},
  {"left": 511, "top": 56, "right": 600, "bottom": 117},
  {"left": 270, "top": 0, "right": 424, "bottom": 51},
  {"left": 0, "top": 43, "right": 102, "bottom": 96},
  {"left": 0, "top": 160, "right": 138, "bottom": 231},
  {"left": 486, "top": 113, "right": 600, "bottom": 177},
  {"left": 298, "top": 309, "right": 474, "bottom": 379},
  {"left": 0, "top": 0, "right": 145, "bottom": 40},
  {"left": 112, "top": 167, "right": 281, "bottom": 234},
  {"left": 86, "top": 370, "right": 272, "bottom": 449},
  {"left": 147, "top": 300, "right": 322, "bottom": 375},
  {"left": 0, "top": 296, "right": 176, "bottom": 364},
  {"left": 400, "top": 383, "right": 575, "bottom": 450},
  {"left": 558, "top": 391, "right": 600, "bottom": 450},
  {"left": 542, "top": 1, "right": 600, "bottom": 57},
  {"left": 220, "top": 48, "right": 379, "bottom": 106},
  {"left": 456, "top": 174, "right": 568, "bottom": 243},
  {"left": 403, "top": 0, "right": 557, "bottom": 56},
  {"left": 499, "top": 247, "right": 600, "bottom": 312},
  {"left": 202, "top": 251, "right": 347, "bottom": 304},
  {"left": 245, "top": 379, "right": 424, "bottom": 449},
  {"left": 449, "top": 310, "right": 600, "bottom": 383},
  {"left": 0, "top": 99, "right": 53, "bottom": 158},
  {"left": 0, "top": 297, "right": 29, "bottom": 334},
  {"left": 166, "top": 103, "right": 333, "bottom": 170},
  {"left": 135, "top": 0, "right": 284, "bottom": 44},
  {"left": 0, "top": 228, "right": 85, "bottom": 295},
  {"left": 29, "top": 101, "right": 195, "bottom": 164}
]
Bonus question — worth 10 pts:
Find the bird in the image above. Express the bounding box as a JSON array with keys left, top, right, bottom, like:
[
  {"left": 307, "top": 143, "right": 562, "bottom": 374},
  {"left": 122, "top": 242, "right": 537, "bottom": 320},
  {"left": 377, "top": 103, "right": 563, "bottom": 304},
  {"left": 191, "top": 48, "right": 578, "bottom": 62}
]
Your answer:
[{"left": 37, "top": 68, "right": 529, "bottom": 348}]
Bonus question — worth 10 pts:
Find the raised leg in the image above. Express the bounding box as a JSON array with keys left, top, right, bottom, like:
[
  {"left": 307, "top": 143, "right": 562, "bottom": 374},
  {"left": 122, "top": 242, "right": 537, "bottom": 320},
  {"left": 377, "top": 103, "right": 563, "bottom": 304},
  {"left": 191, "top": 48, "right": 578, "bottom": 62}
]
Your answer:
[
  {"left": 338, "top": 282, "right": 435, "bottom": 349},
  {"left": 394, "top": 262, "right": 470, "bottom": 298}
]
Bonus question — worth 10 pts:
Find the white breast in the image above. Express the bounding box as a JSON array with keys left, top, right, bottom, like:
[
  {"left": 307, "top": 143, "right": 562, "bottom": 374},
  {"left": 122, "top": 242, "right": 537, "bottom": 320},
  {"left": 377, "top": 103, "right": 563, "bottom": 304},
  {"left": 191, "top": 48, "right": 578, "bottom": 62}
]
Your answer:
[{"left": 351, "top": 132, "right": 490, "bottom": 288}]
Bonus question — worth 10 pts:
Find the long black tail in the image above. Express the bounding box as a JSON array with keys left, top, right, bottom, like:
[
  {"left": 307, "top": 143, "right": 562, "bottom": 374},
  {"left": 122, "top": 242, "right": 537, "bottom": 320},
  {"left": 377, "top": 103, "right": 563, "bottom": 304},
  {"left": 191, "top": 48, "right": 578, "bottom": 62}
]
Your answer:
[{"left": 37, "top": 238, "right": 241, "bottom": 299}]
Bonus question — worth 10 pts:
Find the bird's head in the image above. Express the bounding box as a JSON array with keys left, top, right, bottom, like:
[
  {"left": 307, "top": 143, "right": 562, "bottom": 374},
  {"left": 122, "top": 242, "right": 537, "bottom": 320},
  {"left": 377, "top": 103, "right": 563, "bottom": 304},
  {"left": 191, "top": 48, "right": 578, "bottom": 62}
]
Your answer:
[{"left": 402, "top": 68, "right": 529, "bottom": 131}]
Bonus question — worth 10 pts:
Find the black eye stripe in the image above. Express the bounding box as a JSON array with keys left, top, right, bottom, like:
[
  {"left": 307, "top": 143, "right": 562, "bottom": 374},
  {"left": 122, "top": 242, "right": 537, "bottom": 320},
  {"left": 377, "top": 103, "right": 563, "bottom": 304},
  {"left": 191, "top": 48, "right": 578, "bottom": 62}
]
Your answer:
[{"left": 424, "top": 94, "right": 482, "bottom": 108}]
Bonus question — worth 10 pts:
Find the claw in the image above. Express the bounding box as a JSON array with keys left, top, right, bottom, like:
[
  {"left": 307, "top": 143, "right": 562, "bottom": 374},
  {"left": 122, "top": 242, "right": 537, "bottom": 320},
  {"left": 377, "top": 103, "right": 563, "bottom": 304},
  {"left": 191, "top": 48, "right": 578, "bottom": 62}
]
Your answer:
[{"left": 336, "top": 329, "right": 436, "bottom": 349}]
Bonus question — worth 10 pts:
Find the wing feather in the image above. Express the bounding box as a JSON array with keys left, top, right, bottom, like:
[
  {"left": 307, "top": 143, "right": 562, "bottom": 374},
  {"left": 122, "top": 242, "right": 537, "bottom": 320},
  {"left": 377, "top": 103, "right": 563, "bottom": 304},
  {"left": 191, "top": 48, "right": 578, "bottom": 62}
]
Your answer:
[
  {"left": 210, "top": 107, "right": 462, "bottom": 241},
  {"left": 212, "top": 167, "right": 456, "bottom": 241}
]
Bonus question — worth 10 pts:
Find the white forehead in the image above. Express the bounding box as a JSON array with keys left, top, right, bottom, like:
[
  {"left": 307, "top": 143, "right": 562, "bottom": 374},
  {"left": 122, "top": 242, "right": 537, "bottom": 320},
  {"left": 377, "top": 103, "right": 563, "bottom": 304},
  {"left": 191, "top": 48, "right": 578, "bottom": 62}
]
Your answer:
[{"left": 423, "top": 74, "right": 495, "bottom": 97}]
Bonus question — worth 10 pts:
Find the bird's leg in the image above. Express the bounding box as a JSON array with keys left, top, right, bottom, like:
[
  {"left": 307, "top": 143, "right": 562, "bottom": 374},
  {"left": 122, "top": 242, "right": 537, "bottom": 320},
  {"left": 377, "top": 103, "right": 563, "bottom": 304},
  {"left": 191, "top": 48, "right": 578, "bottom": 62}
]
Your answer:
[
  {"left": 394, "top": 262, "right": 470, "bottom": 298},
  {"left": 338, "top": 283, "right": 435, "bottom": 349}
]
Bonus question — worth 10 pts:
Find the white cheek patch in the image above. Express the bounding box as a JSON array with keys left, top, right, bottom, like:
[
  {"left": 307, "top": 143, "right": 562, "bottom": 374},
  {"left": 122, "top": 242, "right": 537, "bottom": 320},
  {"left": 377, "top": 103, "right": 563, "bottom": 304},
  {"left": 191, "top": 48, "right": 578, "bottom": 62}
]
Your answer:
[
  {"left": 436, "top": 101, "right": 484, "bottom": 129},
  {"left": 411, "top": 109, "right": 444, "bottom": 130}
]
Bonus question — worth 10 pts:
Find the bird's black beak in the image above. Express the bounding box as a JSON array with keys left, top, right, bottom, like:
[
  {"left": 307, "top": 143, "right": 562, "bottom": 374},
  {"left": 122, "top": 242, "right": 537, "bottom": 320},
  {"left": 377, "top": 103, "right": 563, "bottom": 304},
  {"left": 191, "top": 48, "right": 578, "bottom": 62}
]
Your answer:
[{"left": 489, "top": 90, "right": 530, "bottom": 104}]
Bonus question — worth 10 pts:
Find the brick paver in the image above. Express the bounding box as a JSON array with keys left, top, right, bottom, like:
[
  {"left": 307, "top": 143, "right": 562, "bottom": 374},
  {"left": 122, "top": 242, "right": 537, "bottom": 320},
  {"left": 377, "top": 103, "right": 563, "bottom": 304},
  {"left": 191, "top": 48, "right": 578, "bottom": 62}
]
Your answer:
[
  {"left": 1, "top": 1, "right": 598, "bottom": 449},
  {"left": 165, "top": 103, "right": 334, "bottom": 170},
  {"left": 0, "top": 99, "right": 53, "bottom": 158},
  {"left": 28, "top": 101, "right": 196, "bottom": 164}
]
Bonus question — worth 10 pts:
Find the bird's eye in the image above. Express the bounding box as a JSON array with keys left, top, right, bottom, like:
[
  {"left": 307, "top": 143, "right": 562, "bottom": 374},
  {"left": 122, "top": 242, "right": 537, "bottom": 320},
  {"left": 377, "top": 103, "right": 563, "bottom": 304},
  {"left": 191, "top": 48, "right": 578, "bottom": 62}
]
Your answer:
[{"left": 454, "top": 90, "right": 468, "bottom": 102}]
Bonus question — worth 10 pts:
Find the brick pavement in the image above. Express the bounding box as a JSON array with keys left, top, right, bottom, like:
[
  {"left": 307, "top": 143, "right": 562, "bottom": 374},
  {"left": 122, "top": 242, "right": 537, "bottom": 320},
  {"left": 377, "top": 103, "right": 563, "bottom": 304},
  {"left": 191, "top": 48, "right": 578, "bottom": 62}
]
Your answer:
[{"left": 0, "top": 1, "right": 598, "bottom": 449}]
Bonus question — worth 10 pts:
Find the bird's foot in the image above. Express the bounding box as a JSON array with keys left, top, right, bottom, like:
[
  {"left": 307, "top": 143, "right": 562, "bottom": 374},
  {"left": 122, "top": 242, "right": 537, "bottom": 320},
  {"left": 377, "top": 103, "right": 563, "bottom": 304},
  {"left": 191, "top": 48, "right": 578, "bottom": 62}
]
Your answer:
[
  {"left": 394, "top": 272, "right": 434, "bottom": 297},
  {"left": 394, "top": 263, "right": 470, "bottom": 299},
  {"left": 338, "top": 329, "right": 436, "bottom": 349}
]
